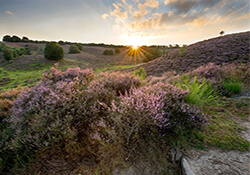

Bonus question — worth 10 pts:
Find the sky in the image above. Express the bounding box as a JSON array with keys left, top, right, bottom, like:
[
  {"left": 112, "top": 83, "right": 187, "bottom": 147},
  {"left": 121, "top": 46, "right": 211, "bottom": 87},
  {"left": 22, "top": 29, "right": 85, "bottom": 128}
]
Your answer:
[{"left": 0, "top": 0, "right": 249, "bottom": 46}]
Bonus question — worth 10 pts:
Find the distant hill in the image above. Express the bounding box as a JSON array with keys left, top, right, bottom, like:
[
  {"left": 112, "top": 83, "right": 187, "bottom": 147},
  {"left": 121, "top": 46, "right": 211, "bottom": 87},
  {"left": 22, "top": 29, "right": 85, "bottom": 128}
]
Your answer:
[{"left": 143, "top": 31, "right": 250, "bottom": 76}]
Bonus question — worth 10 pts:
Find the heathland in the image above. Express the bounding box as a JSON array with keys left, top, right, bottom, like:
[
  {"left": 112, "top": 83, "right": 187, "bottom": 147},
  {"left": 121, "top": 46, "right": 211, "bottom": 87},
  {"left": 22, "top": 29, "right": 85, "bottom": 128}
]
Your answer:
[{"left": 0, "top": 32, "right": 249, "bottom": 174}]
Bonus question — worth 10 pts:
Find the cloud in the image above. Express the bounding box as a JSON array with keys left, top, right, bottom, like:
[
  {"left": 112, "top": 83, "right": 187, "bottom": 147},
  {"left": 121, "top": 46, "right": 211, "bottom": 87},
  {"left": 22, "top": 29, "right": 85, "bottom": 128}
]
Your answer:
[
  {"left": 5, "top": 10, "right": 13, "bottom": 15},
  {"left": 110, "top": 3, "right": 128, "bottom": 21},
  {"left": 132, "top": 3, "right": 147, "bottom": 19},
  {"left": 101, "top": 14, "right": 109, "bottom": 19},
  {"left": 129, "top": 13, "right": 162, "bottom": 30},
  {"left": 144, "top": 0, "right": 159, "bottom": 8}
]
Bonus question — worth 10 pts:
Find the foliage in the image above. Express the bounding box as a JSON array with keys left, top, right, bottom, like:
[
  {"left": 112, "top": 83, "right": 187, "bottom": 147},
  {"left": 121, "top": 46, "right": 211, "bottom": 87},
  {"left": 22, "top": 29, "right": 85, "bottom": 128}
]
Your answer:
[
  {"left": 103, "top": 49, "right": 114, "bottom": 55},
  {"left": 220, "top": 31, "right": 225, "bottom": 36},
  {"left": 115, "top": 48, "right": 121, "bottom": 54},
  {"left": 69, "top": 44, "right": 81, "bottom": 54},
  {"left": 132, "top": 67, "right": 147, "bottom": 80},
  {"left": 3, "top": 35, "right": 12, "bottom": 42},
  {"left": 44, "top": 42, "right": 64, "bottom": 60},
  {"left": 75, "top": 43, "right": 83, "bottom": 51},
  {"left": 176, "top": 76, "right": 218, "bottom": 107},
  {"left": 22, "top": 37, "right": 29, "bottom": 42},
  {"left": 223, "top": 81, "right": 242, "bottom": 94},
  {"left": 3, "top": 46, "right": 14, "bottom": 61},
  {"left": 0, "top": 43, "right": 6, "bottom": 52},
  {"left": 105, "top": 82, "right": 208, "bottom": 149}
]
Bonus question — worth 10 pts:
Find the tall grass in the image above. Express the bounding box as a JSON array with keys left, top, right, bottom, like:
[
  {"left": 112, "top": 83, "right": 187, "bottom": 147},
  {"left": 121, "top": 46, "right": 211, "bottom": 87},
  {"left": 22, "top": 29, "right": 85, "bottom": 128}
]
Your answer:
[{"left": 223, "top": 81, "right": 242, "bottom": 94}]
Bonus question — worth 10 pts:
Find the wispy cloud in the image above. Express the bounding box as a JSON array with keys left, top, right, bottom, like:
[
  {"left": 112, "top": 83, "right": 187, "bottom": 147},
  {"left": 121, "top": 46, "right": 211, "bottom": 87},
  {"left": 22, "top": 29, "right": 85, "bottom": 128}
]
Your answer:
[
  {"left": 101, "top": 14, "right": 109, "bottom": 19},
  {"left": 5, "top": 10, "right": 13, "bottom": 15}
]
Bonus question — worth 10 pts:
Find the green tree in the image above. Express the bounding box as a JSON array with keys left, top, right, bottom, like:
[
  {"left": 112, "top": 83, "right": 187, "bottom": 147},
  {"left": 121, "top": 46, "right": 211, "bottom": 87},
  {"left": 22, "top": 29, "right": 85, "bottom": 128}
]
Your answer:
[
  {"left": 3, "top": 35, "right": 12, "bottom": 42},
  {"left": 12, "top": 35, "right": 21, "bottom": 42},
  {"left": 44, "top": 42, "right": 64, "bottom": 60}
]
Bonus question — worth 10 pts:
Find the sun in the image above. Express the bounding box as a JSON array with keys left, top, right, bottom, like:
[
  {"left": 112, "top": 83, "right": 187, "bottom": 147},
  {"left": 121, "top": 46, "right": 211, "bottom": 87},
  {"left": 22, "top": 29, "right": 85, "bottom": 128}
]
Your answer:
[
  {"left": 132, "top": 44, "right": 139, "bottom": 49},
  {"left": 125, "top": 35, "right": 147, "bottom": 49}
]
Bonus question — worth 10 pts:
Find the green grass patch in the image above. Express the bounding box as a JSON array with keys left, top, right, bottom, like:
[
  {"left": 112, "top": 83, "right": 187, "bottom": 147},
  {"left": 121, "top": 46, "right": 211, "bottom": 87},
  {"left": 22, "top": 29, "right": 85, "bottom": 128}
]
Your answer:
[
  {"left": 176, "top": 76, "right": 219, "bottom": 107},
  {"left": 223, "top": 81, "right": 242, "bottom": 94}
]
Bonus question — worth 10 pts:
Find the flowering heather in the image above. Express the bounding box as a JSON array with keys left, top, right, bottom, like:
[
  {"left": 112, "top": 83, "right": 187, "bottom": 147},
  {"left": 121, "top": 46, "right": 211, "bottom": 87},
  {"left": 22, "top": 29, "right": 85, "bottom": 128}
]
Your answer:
[
  {"left": 105, "top": 82, "right": 208, "bottom": 146},
  {"left": 2, "top": 67, "right": 209, "bottom": 173},
  {"left": 144, "top": 31, "right": 250, "bottom": 76}
]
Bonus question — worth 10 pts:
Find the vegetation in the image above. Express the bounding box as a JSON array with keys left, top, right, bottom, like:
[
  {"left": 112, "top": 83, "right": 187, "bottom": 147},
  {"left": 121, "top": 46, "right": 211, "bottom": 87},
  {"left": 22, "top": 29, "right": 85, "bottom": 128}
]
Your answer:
[
  {"left": 115, "top": 48, "right": 121, "bottom": 54},
  {"left": 223, "top": 81, "right": 242, "bottom": 94},
  {"left": 75, "top": 43, "right": 83, "bottom": 51},
  {"left": 0, "top": 32, "right": 249, "bottom": 174},
  {"left": 69, "top": 44, "right": 81, "bottom": 54},
  {"left": 44, "top": 42, "right": 64, "bottom": 60},
  {"left": 132, "top": 67, "right": 147, "bottom": 80},
  {"left": 3, "top": 46, "right": 14, "bottom": 61},
  {"left": 103, "top": 49, "right": 114, "bottom": 55}
]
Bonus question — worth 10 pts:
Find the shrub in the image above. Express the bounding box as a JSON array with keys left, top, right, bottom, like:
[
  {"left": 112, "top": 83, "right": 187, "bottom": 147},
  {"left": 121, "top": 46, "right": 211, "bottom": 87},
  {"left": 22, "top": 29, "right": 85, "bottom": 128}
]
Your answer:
[
  {"left": 0, "top": 44, "right": 6, "bottom": 52},
  {"left": 44, "top": 42, "right": 64, "bottom": 60},
  {"left": 3, "top": 47, "right": 14, "bottom": 61},
  {"left": 68, "top": 44, "right": 81, "bottom": 54},
  {"left": 132, "top": 67, "right": 147, "bottom": 80},
  {"left": 115, "top": 48, "right": 121, "bottom": 54},
  {"left": 103, "top": 49, "right": 114, "bottom": 55},
  {"left": 223, "top": 81, "right": 242, "bottom": 94},
  {"left": 25, "top": 44, "right": 31, "bottom": 55},
  {"left": 75, "top": 43, "right": 83, "bottom": 51},
  {"left": 105, "top": 82, "right": 208, "bottom": 147}
]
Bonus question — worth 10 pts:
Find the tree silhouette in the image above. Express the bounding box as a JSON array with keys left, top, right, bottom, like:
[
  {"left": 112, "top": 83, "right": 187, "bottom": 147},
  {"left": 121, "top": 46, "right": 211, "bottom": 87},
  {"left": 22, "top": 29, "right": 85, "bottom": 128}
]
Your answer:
[{"left": 220, "top": 31, "right": 225, "bottom": 36}]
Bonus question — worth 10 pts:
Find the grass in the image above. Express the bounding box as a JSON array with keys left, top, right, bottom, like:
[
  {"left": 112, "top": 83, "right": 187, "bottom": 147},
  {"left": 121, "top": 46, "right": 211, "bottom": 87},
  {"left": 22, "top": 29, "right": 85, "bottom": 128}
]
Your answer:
[
  {"left": 223, "top": 81, "right": 242, "bottom": 94},
  {"left": 196, "top": 98, "right": 250, "bottom": 151}
]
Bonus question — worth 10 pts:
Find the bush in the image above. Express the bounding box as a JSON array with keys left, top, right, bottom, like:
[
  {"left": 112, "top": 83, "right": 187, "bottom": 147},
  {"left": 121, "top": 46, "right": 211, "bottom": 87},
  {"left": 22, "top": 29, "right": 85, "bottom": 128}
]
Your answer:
[
  {"left": 0, "top": 44, "right": 6, "bottom": 52},
  {"left": 75, "top": 43, "right": 83, "bottom": 51},
  {"left": 3, "top": 47, "right": 14, "bottom": 61},
  {"left": 103, "top": 49, "right": 114, "bottom": 55},
  {"left": 68, "top": 44, "right": 81, "bottom": 54},
  {"left": 44, "top": 42, "right": 64, "bottom": 60},
  {"left": 115, "top": 48, "right": 121, "bottom": 54},
  {"left": 132, "top": 67, "right": 147, "bottom": 80},
  {"left": 105, "top": 82, "right": 208, "bottom": 147}
]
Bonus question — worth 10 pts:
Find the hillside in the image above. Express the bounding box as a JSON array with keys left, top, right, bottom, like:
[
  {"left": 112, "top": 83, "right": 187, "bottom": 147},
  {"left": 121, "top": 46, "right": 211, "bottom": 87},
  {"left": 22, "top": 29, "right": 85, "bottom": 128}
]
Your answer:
[{"left": 144, "top": 31, "right": 250, "bottom": 76}]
